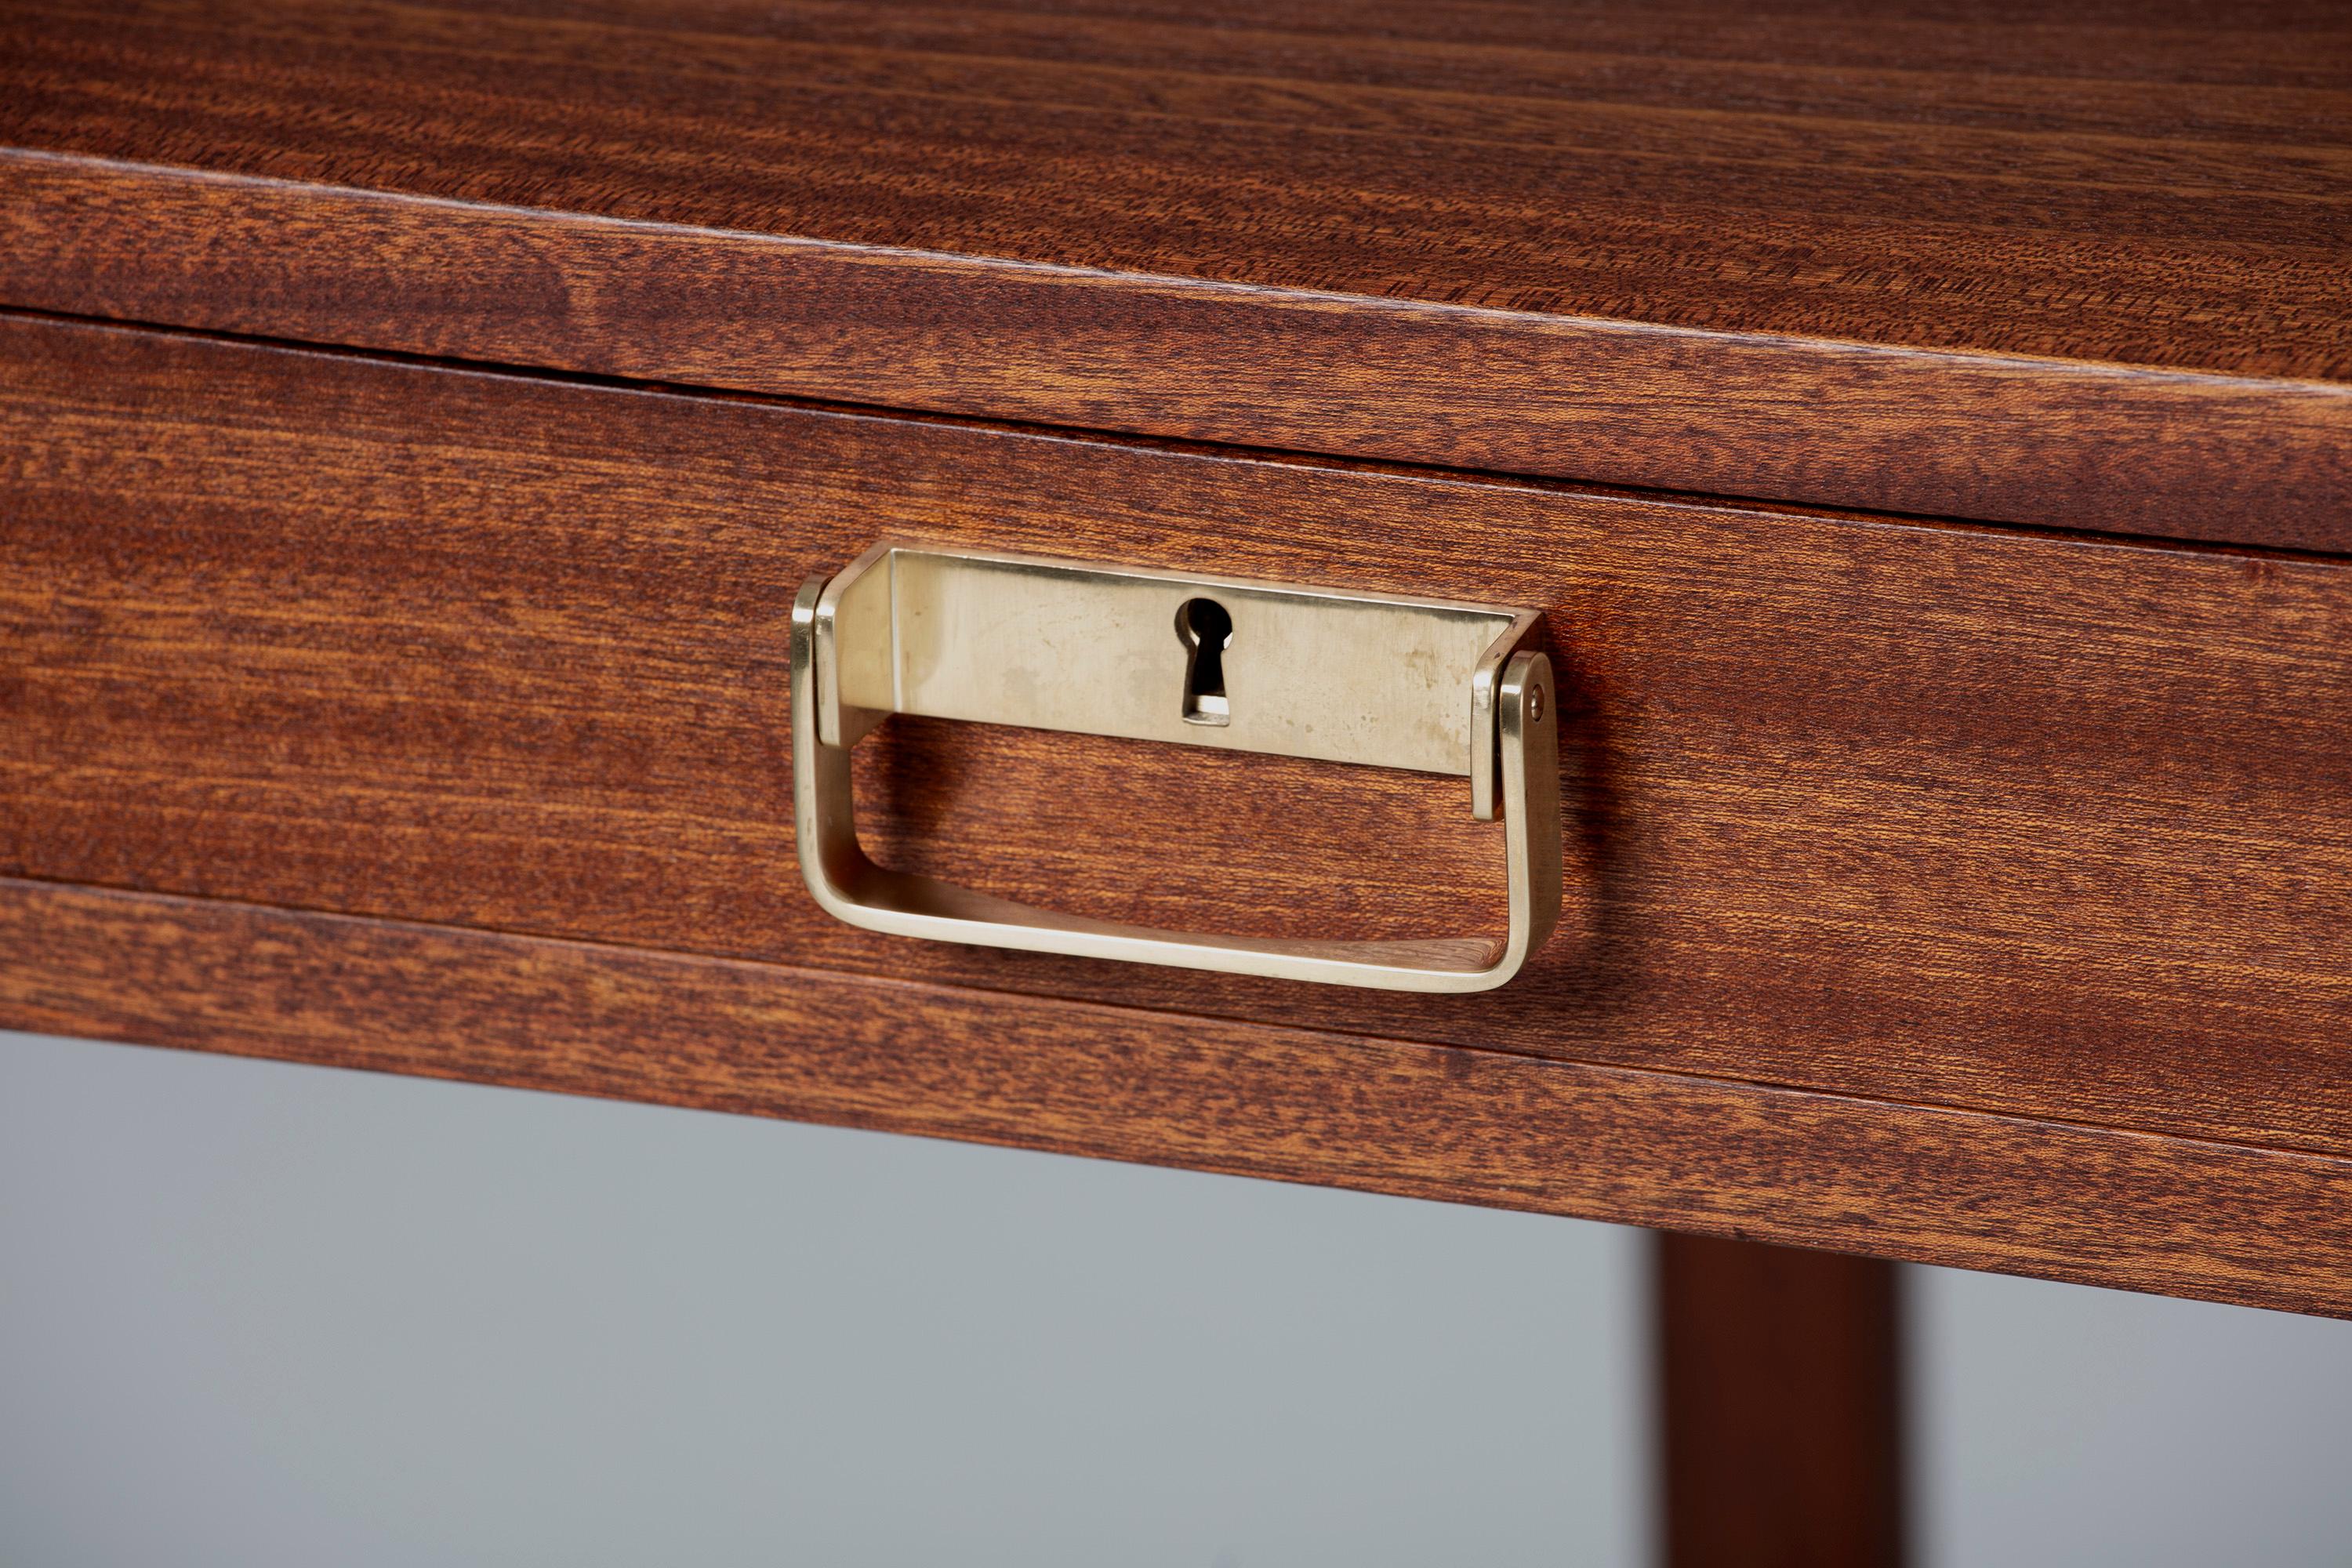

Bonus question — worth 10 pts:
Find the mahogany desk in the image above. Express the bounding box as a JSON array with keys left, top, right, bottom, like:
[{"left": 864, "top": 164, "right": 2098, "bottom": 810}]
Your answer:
[{"left": 3, "top": 2, "right": 2347, "bottom": 1561}]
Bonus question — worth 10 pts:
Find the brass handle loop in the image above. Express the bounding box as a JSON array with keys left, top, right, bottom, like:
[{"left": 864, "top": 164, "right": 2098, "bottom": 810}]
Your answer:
[{"left": 790, "top": 542, "right": 1560, "bottom": 992}]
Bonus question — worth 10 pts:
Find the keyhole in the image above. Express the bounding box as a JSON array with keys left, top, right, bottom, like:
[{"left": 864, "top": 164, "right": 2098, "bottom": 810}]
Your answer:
[{"left": 1176, "top": 597, "right": 1232, "bottom": 726}]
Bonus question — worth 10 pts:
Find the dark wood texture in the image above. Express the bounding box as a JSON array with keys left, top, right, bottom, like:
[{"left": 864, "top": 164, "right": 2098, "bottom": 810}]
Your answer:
[
  {"left": 4, "top": 0, "right": 2350, "bottom": 546},
  {"left": 1657, "top": 1235, "right": 1904, "bottom": 1568},
  {"left": 7, "top": 313, "right": 2352, "bottom": 1179},
  {"left": 7, "top": 877, "right": 2352, "bottom": 1317}
]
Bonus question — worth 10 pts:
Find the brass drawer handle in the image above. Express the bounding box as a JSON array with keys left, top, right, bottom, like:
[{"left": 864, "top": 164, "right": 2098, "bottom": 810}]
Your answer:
[{"left": 789, "top": 541, "right": 1560, "bottom": 991}]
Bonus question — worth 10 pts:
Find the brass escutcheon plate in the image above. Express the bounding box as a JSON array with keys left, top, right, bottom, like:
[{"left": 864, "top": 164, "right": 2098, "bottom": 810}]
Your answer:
[{"left": 792, "top": 540, "right": 1560, "bottom": 992}]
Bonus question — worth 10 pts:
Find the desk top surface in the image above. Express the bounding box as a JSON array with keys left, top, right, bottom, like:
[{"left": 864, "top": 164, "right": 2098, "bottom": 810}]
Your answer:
[{"left": 8, "top": 0, "right": 2349, "bottom": 383}]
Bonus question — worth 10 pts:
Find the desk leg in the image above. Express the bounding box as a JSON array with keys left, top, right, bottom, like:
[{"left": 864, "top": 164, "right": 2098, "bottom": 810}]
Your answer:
[{"left": 1654, "top": 1232, "right": 1906, "bottom": 1568}]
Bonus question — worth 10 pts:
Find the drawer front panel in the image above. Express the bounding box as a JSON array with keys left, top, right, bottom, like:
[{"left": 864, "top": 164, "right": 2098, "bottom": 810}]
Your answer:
[{"left": 6, "top": 314, "right": 2351, "bottom": 1164}]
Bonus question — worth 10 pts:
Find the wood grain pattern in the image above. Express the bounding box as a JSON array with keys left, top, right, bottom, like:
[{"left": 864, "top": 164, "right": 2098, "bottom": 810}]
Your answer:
[
  {"left": 1657, "top": 1235, "right": 1904, "bottom": 1568},
  {"left": 4, "top": 0, "right": 2350, "bottom": 546},
  {"left": 10, "top": 0, "right": 2345, "bottom": 376},
  {"left": 6, "top": 877, "right": 2351, "bottom": 1318},
  {"left": 7, "top": 313, "right": 2352, "bottom": 1173}
]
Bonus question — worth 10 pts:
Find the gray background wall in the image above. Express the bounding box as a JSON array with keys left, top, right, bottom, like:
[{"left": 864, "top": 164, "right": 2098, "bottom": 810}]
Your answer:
[{"left": 3, "top": 1027, "right": 2348, "bottom": 1566}]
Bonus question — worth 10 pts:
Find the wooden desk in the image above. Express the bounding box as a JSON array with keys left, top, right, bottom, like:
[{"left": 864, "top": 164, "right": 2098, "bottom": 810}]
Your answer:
[{"left": 4, "top": 2, "right": 2347, "bottom": 1560}]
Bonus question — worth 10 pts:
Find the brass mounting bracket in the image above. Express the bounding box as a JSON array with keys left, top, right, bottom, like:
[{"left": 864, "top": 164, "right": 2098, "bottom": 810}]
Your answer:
[{"left": 791, "top": 541, "right": 1559, "bottom": 991}]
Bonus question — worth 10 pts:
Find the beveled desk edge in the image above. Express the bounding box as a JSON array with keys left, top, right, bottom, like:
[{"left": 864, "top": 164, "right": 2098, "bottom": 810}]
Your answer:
[{"left": 6, "top": 150, "right": 2350, "bottom": 556}]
